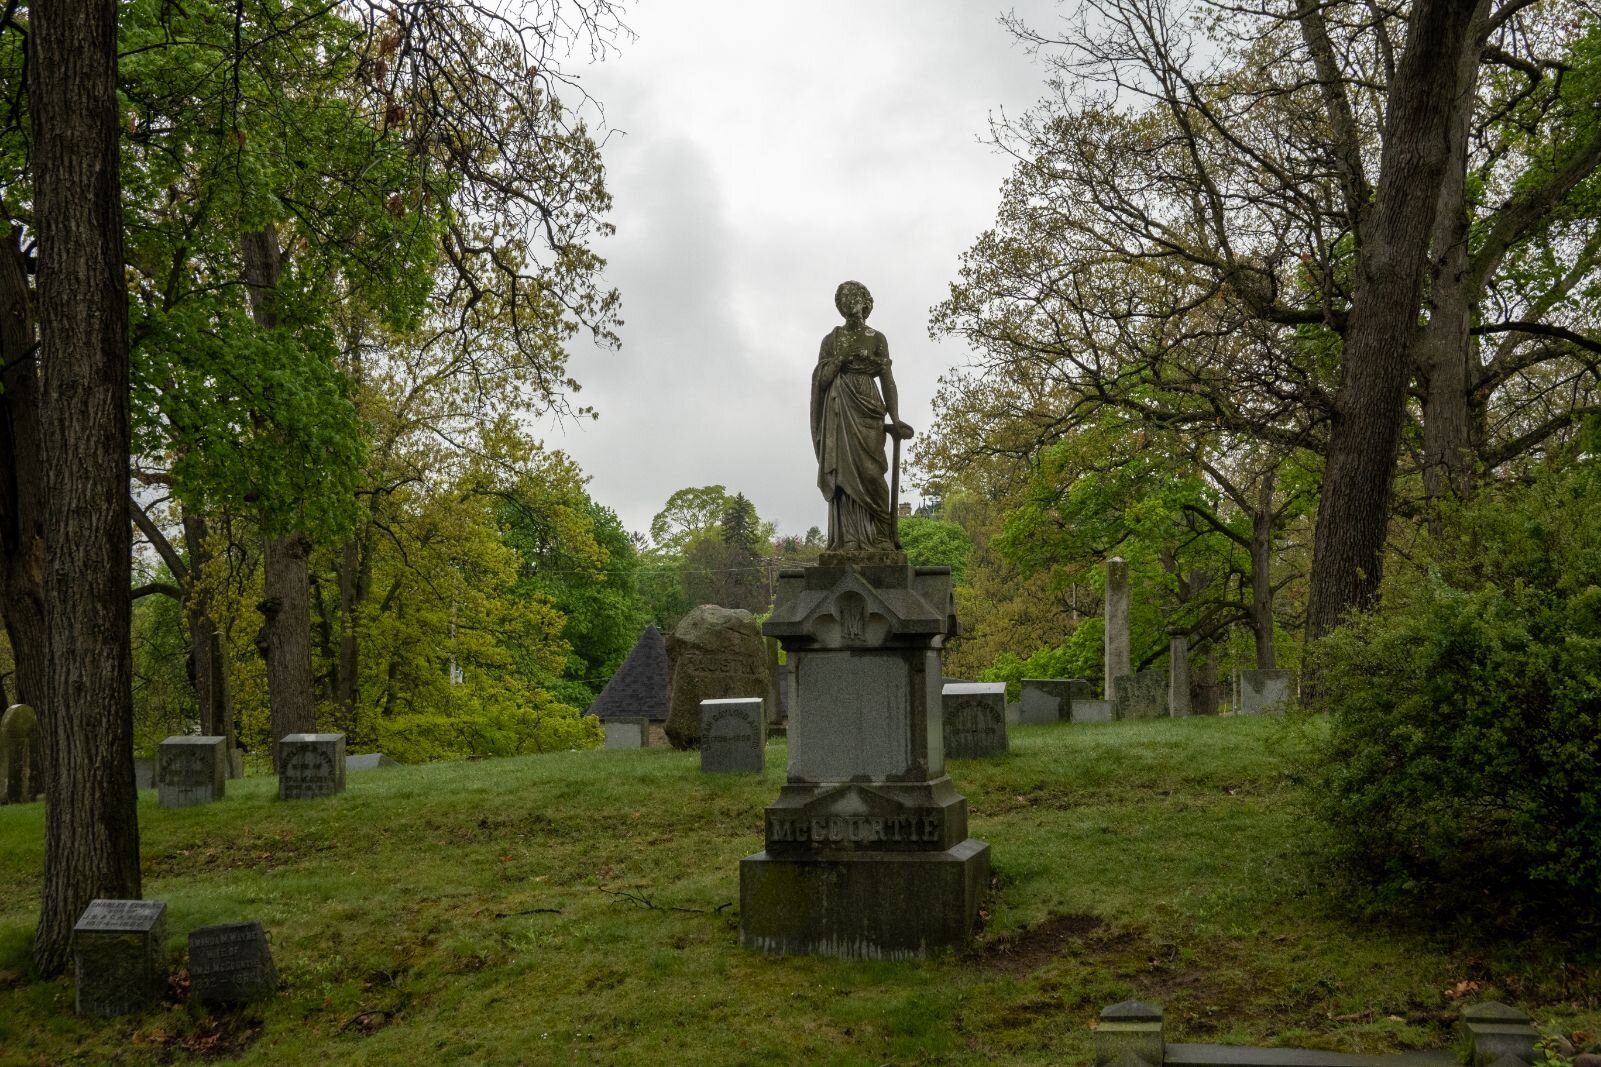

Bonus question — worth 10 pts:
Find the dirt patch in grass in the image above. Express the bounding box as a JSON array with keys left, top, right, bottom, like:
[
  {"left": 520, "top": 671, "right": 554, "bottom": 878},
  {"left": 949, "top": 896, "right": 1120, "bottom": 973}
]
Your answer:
[
  {"left": 135, "top": 1012, "right": 265, "bottom": 1062},
  {"left": 969, "top": 912, "right": 1105, "bottom": 974}
]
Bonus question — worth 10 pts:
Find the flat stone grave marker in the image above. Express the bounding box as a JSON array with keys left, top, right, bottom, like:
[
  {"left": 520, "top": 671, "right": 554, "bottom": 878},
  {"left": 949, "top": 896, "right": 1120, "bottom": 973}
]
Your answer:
[
  {"left": 942, "top": 682, "right": 1008, "bottom": 758},
  {"left": 73, "top": 899, "right": 167, "bottom": 1017},
  {"left": 603, "top": 717, "right": 651, "bottom": 749},
  {"left": 278, "top": 733, "right": 346, "bottom": 799},
  {"left": 700, "top": 697, "right": 765, "bottom": 773},
  {"left": 1018, "top": 679, "right": 1071, "bottom": 724},
  {"left": 1114, "top": 670, "right": 1168, "bottom": 720},
  {"left": 1, "top": 703, "right": 43, "bottom": 804},
  {"left": 1233, "top": 669, "right": 1294, "bottom": 715},
  {"left": 158, "top": 735, "right": 228, "bottom": 808},
  {"left": 188, "top": 921, "right": 277, "bottom": 1005},
  {"left": 1072, "top": 699, "right": 1114, "bottom": 723},
  {"left": 346, "top": 752, "right": 396, "bottom": 771}
]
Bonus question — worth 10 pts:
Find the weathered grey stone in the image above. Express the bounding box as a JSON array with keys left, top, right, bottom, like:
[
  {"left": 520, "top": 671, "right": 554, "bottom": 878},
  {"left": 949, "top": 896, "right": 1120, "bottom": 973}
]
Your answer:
[
  {"left": 701, "top": 697, "right": 766, "bottom": 773},
  {"left": 1095, "top": 1000, "right": 1165, "bottom": 1067},
  {"left": 942, "top": 682, "right": 1007, "bottom": 758},
  {"left": 664, "top": 606, "right": 768, "bottom": 749},
  {"left": 73, "top": 899, "right": 167, "bottom": 1017},
  {"left": 1233, "top": 669, "right": 1294, "bottom": 715},
  {"left": 585, "top": 625, "right": 669, "bottom": 723},
  {"left": 1105, "top": 558, "right": 1131, "bottom": 701},
  {"left": 1164, "top": 1043, "right": 1459, "bottom": 1066},
  {"left": 157, "top": 735, "right": 227, "bottom": 809},
  {"left": 0, "top": 703, "right": 42, "bottom": 804},
  {"left": 1066, "top": 678, "right": 1094, "bottom": 703},
  {"left": 346, "top": 752, "right": 396, "bottom": 771},
  {"left": 1073, "top": 699, "right": 1114, "bottom": 723},
  {"left": 1019, "top": 678, "right": 1070, "bottom": 725},
  {"left": 134, "top": 757, "right": 156, "bottom": 791},
  {"left": 602, "top": 718, "right": 650, "bottom": 749},
  {"left": 277, "top": 733, "right": 346, "bottom": 799},
  {"left": 188, "top": 921, "right": 277, "bottom": 1005},
  {"left": 1005, "top": 701, "right": 1021, "bottom": 726},
  {"left": 1458, "top": 1002, "right": 1540, "bottom": 1067},
  {"left": 746, "top": 560, "right": 987, "bottom": 958},
  {"left": 228, "top": 748, "right": 244, "bottom": 780},
  {"left": 1169, "top": 635, "right": 1193, "bottom": 717},
  {"left": 1114, "top": 670, "right": 1169, "bottom": 720}
]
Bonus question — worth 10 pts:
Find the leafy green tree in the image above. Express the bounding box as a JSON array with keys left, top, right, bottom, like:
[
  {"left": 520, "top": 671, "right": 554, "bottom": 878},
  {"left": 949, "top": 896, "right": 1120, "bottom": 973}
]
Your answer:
[{"left": 898, "top": 517, "right": 970, "bottom": 582}]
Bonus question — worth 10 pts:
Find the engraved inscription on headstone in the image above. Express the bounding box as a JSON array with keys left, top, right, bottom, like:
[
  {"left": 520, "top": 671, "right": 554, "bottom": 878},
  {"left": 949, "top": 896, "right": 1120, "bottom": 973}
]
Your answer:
[
  {"left": 158, "top": 735, "right": 228, "bottom": 808},
  {"left": 73, "top": 899, "right": 168, "bottom": 1017},
  {"left": 942, "top": 682, "right": 1007, "bottom": 758},
  {"left": 188, "top": 921, "right": 277, "bottom": 1005},
  {"left": 277, "top": 733, "right": 347, "bottom": 799},
  {"left": 700, "top": 697, "right": 765, "bottom": 773}
]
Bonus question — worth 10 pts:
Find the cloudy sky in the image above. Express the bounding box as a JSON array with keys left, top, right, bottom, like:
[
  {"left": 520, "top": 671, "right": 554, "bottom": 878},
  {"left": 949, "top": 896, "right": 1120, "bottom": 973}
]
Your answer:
[{"left": 545, "top": 1, "right": 1061, "bottom": 540}]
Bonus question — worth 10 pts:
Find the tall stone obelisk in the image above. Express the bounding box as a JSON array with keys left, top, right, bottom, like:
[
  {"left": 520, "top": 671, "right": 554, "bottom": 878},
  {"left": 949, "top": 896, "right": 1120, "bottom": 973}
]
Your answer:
[{"left": 1105, "top": 557, "right": 1131, "bottom": 703}]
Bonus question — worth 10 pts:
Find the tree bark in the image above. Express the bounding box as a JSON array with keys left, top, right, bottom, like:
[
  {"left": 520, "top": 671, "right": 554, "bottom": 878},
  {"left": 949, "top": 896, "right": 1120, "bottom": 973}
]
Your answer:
[
  {"left": 28, "top": 0, "right": 141, "bottom": 975},
  {"left": 1305, "top": 0, "right": 1484, "bottom": 648},
  {"left": 1250, "top": 469, "right": 1277, "bottom": 671},
  {"left": 257, "top": 533, "right": 317, "bottom": 763},
  {"left": 0, "top": 228, "right": 47, "bottom": 714}
]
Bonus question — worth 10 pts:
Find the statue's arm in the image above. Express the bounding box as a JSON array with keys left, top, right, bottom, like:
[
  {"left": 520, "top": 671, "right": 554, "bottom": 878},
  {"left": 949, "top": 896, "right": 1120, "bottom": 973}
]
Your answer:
[{"left": 877, "top": 334, "right": 914, "bottom": 440}]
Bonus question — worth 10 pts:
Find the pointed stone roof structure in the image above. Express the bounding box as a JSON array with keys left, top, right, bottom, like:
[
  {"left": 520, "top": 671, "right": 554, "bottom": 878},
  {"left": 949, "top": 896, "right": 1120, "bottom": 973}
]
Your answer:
[{"left": 585, "top": 625, "right": 670, "bottom": 722}]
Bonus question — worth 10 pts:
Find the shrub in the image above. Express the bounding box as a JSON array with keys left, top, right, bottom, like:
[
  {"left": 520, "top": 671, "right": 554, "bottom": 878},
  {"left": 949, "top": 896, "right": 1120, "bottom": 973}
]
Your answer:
[
  {"left": 1306, "top": 463, "right": 1601, "bottom": 928},
  {"left": 377, "top": 701, "right": 602, "bottom": 763}
]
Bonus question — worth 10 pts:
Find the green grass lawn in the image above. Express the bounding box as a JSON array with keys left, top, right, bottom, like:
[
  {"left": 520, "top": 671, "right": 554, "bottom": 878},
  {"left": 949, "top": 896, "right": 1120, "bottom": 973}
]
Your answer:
[{"left": 0, "top": 715, "right": 1595, "bottom": 1066}]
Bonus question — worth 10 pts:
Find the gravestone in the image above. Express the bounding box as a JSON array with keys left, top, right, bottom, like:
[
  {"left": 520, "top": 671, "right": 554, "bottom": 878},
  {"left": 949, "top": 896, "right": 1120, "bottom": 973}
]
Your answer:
[
  {"left": 1104, "top": 558, "right": 1131, "bottom": 701},
  {"left": 134, "top": 757, "right": 156, "bottom": 791},
  {"left": 1233, "top": 669, "right": 1294, "bottom": 715},
  {"left": 664, "top": 605, "right": 769, "bottom": 749},
  {"left": 188, "top": 921, "right": 277, "bottom": 1005},
  {"left": 0, "top": 703, "right": 43, "bottom": 804},
  {"left": 1005, "top": 701, "right": 1021, "bottom": 726},
  {"left": 158, "top": 735, "right": 228, "bottom": 808},
  {"left": 602, "top": 717, "right": 651, "bottom": 749},
  {"left": 1114, "top": 670, "right": 1168, "bottom": 720},
  {"left": 1072, "top": 699, "right": 1114, "bottom": 723},
  {"left": 1018, "top": 679, "right": 1070, "bottom": 725},
  {"left": 346, "top": 752, "right": 396, "bottom": 771},
  {"left": 743, "top": 557, "right": 988, "bottom": 959},
  {"left": 942, "top": 682, "right": 1008, "bottom": 758},
  {"left": 277, "top": 733, "right": 346, "bottom": 799},
  {"left": 1065, "top": 678, "right": 1094, "bottom": 703},
  {"left": 700, "top": 697, "right": 766, "bottom": 773},
  {"left": 1168, "top": 635, "right": 1192, "bottom": 717},
  {"left": 73, "top": 899, "right": 167, "bottom": 1017},
  {"left": 585, "top": 625, "right": 669, "bottom": 728}
]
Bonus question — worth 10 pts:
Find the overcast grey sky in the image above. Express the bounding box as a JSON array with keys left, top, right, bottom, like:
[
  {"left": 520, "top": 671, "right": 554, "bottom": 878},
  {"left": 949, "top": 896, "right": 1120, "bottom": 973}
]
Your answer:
[{"left": 546, "top": 1, "right": 1059, "bottom": 540}]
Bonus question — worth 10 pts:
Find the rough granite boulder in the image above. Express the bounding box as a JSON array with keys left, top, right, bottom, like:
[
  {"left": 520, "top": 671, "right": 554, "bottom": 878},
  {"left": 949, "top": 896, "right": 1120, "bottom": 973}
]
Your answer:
[{"left": 665, "top": 605, "right": 768, "bottom": 749}]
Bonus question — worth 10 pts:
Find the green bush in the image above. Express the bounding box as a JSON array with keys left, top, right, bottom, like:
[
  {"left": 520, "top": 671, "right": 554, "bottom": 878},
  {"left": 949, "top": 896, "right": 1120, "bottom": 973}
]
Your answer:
[
  {"left": 1307, "top": 463, "right": 1601, "bottom": 928},
  {"left": 377, "top": 702, "right": 602, "bottom": 763}
]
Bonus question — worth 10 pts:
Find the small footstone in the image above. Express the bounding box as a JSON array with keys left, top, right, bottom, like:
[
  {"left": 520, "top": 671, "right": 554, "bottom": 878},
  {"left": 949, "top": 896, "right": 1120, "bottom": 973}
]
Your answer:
[
  {"left": 603, "top": 717, "right": 651, "bottom": 749},
  {"left": 188, "top": 921, "right": 277, "bottom": 1006},
  {"left": 942, "top": 682, "right": 1007, "bottom": 758},
  {"left": 700, "top": 697, "right": 766, "bottom": 773},
  {"left": 73, "top": 899, "right": 168, "bottom": 1017}
]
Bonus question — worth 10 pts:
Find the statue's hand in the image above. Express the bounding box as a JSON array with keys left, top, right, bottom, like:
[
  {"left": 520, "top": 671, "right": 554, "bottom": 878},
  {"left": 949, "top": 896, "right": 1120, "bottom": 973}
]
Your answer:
[{"left": 894, "top": 420, "right": 915, "bottom": 441}]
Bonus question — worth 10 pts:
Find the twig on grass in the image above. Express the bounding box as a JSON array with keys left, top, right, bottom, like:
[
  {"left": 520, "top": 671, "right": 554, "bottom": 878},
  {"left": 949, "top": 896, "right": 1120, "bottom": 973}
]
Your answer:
[
  {"left": 493, "top": 907, "right": 562, "bottom": 918},
  {"left": 598, "top": 886, "right": 733, "bottom": 915}
]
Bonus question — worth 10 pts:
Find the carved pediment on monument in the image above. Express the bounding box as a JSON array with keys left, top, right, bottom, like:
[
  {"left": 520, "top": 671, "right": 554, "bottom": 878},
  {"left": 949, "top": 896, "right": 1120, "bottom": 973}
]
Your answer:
[{"left": 764, "top": 566, "right": 952, "bottom": 647}]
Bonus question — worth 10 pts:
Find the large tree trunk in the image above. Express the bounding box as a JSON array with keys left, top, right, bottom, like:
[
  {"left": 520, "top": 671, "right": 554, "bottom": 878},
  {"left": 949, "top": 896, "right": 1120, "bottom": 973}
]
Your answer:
[
  {"left": 29, "top": 0, "right": 141, "bottom": 975},
  {"left": 1305, "top": 0, "right": 1484, "bottom": 647},
  {"left": 0, "top": 229, "right": 48, "bottom": 713},
  {"left": 335, "top": 539, "right": 360, "bottom": 731},
  {"left": 257, "top": 533, "right": 317, "bottom": 767},
  {"left": 1250, "top": 469, "right": 1277, "bottom": 671},
  {"left": 241, "top": 226, "right": 318, "bottom": 766}
]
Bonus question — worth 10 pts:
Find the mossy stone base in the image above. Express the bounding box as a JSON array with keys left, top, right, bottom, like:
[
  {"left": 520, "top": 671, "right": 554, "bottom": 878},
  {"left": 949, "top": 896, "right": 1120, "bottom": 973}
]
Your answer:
[{"left": 739, "top": 838, "right": 989, "bottom": 959}]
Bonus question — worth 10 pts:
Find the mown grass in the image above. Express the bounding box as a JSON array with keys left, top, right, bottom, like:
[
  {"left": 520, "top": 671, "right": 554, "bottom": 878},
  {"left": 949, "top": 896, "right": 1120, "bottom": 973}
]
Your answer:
[{"left": 0, "top": 715, "right": 1595, "bottom": 1066}]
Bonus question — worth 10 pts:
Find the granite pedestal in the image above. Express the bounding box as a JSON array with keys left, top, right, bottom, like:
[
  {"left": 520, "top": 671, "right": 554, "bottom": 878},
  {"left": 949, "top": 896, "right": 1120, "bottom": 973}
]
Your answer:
[{"left": 742, "top": 558, "right": 989, "bottom": 959}]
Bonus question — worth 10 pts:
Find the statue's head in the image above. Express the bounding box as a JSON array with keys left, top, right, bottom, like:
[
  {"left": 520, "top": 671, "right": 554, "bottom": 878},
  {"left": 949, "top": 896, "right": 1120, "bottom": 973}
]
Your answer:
[{"left": 834, "top": 280, "right": 873, "bottom": 321}]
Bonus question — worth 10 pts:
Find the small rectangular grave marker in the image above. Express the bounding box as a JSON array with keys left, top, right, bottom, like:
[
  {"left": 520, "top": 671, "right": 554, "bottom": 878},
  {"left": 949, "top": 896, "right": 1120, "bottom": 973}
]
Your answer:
[
  {"left": 346, "top": 752, "right": 396, "bottom": 771},
  {"left": 1113, "top": 670, "right": 1168, "bottom": 720},
  {"left": 602, "top": 717, "right": 650, "bottom": 749},
  {"left": 188, "top": 921, "right": 277, "bottom": 1005},
  {"left": 277, "top": 733, "right": 346, "bottom": 799},
  {"left": 1232, "top": 669, "right": 1294, "bottom": 715},
  {"left": 158, "top": 735, "right": 227, "bottom": 808},
  {"left": 1072, "top": 699, "right": 1114, "bottom": 723},
  {"left": 700, "top": 697, "right": 765, "bottom": 773},
  {"left": 942, "top": 682, "right": 1008, "bottom": 758},
  {"left": 1018, "top": 679, "right": 1071, "bottom": 724},
  {"left": 73, "top": 899, "right": 167, "bottom": 1017}
]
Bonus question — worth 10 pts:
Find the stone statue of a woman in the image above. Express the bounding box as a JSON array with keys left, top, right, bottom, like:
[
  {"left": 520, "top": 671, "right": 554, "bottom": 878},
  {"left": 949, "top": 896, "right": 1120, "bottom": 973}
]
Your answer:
[{"left": 810, "top": 281, "right": 914, "bottom": 552}]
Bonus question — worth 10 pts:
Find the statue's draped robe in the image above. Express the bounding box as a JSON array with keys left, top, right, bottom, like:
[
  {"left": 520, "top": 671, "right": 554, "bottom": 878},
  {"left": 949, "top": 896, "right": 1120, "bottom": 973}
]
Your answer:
[{"left": 811, "top": 326, "right": 892, "bottom": 549}]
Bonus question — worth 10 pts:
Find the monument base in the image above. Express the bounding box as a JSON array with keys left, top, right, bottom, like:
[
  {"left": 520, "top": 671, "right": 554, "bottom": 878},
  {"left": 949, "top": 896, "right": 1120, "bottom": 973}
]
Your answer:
[{"left": 739, "top": 838, "right": 990, "bottom": 960}]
